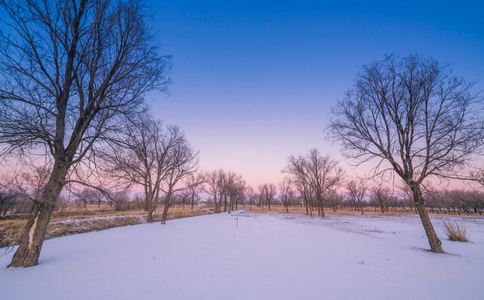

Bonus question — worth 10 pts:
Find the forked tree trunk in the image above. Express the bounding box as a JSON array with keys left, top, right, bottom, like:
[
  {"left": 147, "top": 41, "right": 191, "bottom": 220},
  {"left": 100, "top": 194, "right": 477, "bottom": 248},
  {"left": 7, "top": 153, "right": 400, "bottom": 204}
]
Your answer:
[
  {"left": 9, "top": 164, "right": 67, "bottom": 267},
  {"left": 411, "top": 184, "right": 444, "bottom": 253}
]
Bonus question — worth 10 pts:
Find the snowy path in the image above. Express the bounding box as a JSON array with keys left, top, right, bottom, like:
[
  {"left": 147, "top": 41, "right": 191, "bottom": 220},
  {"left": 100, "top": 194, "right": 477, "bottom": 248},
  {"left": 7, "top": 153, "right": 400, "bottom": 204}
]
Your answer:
[{"left": 1, "top": 212, "right": 483, "bottom": 300}]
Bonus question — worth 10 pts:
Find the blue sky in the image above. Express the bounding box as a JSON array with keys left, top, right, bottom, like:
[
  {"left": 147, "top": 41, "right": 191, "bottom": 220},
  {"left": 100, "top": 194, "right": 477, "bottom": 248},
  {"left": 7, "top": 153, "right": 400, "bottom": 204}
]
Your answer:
[{"left": 144, "top": 0, "right": 484, "bottom": 186}]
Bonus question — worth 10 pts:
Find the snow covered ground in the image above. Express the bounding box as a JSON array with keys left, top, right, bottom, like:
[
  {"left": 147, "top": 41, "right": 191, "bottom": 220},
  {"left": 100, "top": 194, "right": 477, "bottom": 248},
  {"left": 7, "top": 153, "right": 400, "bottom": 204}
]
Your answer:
[{"left": 1, "top": 212, "right": 483, "bottom": 300}]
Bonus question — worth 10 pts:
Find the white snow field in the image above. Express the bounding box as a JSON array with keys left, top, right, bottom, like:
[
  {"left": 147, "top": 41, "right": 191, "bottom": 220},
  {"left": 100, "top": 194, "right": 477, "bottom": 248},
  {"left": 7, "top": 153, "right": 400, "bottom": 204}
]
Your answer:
[{"left": 1, "top": 212, "right": 483, "bottom": 300}]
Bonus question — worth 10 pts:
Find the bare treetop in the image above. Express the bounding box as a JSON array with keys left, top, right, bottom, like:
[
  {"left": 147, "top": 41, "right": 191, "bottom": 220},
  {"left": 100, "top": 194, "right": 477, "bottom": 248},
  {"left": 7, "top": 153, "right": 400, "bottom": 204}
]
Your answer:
[
  {"left": 285, "top": 149, "right": 344, "bottom": 217},
  {"left": 0, "top": 0, "right": 170, "bottom": 160},
  {"left": 330, "top": 55, "right": 483, "bottom": 185}
]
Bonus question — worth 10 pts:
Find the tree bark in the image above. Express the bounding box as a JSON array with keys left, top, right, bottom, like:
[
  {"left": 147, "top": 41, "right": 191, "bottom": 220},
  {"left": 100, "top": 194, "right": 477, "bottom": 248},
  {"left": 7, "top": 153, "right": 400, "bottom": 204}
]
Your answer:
[
  {"left": 146, "top": 195, "right": 154, "bottom": 223},
  {"left": 317, "top": 193, "right": 325, "bottom": 217},
  {"left": 160, "top": 190, "right": 173, "bottom": 225},
  {"left": 411, "top": 184, "right": 444, "bottom": 253},
  {"left": 160, "top": 203, "right": 170, "bottom": 224},
  {"left": 144, "top": 196, "right": 149, "bottom": 211},
  {"left": 8, "top": 164, "right": 67, "bottom": 267}
]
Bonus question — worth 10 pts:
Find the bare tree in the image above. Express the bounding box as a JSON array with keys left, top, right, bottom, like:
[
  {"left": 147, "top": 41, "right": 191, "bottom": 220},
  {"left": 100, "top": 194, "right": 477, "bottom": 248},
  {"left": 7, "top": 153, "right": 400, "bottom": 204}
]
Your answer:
[
  {"left": 329, "top": 55, "right": 483, "bottom": 253},
  {"left": 286, "top": 149, "right": 344, "bottom": 217},
  {"left": 245, "top": 186, "right": 257, "bottom": 209},
  {"left": 70, "top": 187, "right": 103, "bottom": 209},
  {"left": 160, "top": 130, "right": 198, "bottom": 224},
  {"left": 258, "top": 183, "right": 277, "bottom": 210},
  {"left": 291, "top": 169, "right": 313, "bottom": 216},
  {"left": 279, "top": 178, "right": 295, "bottom": 213},
  {"left": 184, "top": 174, "right": 204, "bottom": 209},
  {"left": 201, "top": 169, "right": 246, "bottom": 213},
  {"left": 346, "top": 179, "right": 367, "bottom": 215},
  {"left": 0, "top": 0, "right": 169, "bottom": 267},
  {"left": 224, "top": 171, "right": 245, "bottom": 213},
  {"left": 327, "top": 189, "right": 342, "bottom": 213},
  {"left": 0, "top": 163, "right": 59, "bottom": 217},
  {"left": 0, "top": 166, "right": 51, "bottom": 207},
  {"left": 201, "top": 169, "right": 247, "bottom": 213},
  {"left": 370, "top": 187, "right": 391, "bottom": 213},
  {"left": 99, "top": 115, "right": 183, "bottom": 222},
  {"left": 202, "top": 170, "right": 223, "bottom": 213}
]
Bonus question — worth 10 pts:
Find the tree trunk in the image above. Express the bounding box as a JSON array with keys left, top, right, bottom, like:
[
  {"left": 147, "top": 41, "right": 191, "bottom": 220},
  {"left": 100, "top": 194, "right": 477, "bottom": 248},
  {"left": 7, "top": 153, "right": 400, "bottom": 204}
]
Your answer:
[
  {"left": 160, "top": 203, "right": 170, "bottom": 224},
  {"left": 8, "top": 164, "right": 67, "bottom": 267},
  {"left": 160, "top": 192, "right": 173, "bottom": 224},
  {"left": 145, "top": 191, "right": 154, "bottom": 223},
  {"left": 146, "top": 198, "right": 154, "bottom": 223},
  {"left": 147, "top": 209, "right": 154, "bottom": 223},
  {"left": 143, "top": 188, "right": 149, "bottom": 212},
  {"left": 411, "top": 184, "right": 444, "bottom": 254},
  {"left": 317, "top": 194, "right": 325, "bottom": 217},
  {"left": 213, "top": 195, "right": 219, "bottom": 213}
]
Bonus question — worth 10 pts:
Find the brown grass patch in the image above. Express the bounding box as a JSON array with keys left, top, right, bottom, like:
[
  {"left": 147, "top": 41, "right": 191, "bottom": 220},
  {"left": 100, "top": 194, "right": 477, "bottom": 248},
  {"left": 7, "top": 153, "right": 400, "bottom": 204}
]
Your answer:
[
  {"left": 443, "top": 220, "right": 469, "bottom": 242},
  {"left": 0, "top": 207, "right": 214, "bottom": 248},
  {"left": 246, "top": 206, "right": 418, "bottom": 217}
]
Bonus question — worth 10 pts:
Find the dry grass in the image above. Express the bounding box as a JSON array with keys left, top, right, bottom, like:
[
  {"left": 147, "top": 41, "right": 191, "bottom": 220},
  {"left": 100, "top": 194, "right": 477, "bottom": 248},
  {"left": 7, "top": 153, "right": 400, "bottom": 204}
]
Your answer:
[
  {"left": 0, "top": 206, "right": 214, "bottom": 248},
  {"left": 246, "top": 205, "right": 483, "bottom": 218},
  {"left": 443, "top": 220, "right": 469, "bottom": 242},
  {"left": 246, "top": 206, "right": 418, "bottom": 217}
]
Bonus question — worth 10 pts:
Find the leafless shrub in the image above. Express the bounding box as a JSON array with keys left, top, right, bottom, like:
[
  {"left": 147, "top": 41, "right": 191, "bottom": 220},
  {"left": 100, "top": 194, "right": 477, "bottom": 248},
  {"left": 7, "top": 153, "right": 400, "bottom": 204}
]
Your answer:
[{"left": 443, "top": 220, "right": 469, "bottom": 242}]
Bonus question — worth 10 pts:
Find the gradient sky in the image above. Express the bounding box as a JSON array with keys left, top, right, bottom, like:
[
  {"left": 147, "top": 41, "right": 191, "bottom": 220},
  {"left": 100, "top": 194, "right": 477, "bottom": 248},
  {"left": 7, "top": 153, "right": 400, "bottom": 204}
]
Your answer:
[{"left": 144, "top": 0, "right": 484, "bottom": 187}]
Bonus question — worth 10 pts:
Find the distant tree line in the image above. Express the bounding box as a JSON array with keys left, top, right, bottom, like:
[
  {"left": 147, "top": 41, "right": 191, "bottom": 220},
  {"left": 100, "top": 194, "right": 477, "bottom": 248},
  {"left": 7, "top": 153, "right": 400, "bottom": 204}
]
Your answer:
[{"left": 3, "top": 166, "right": 484, "bottom": 218}]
